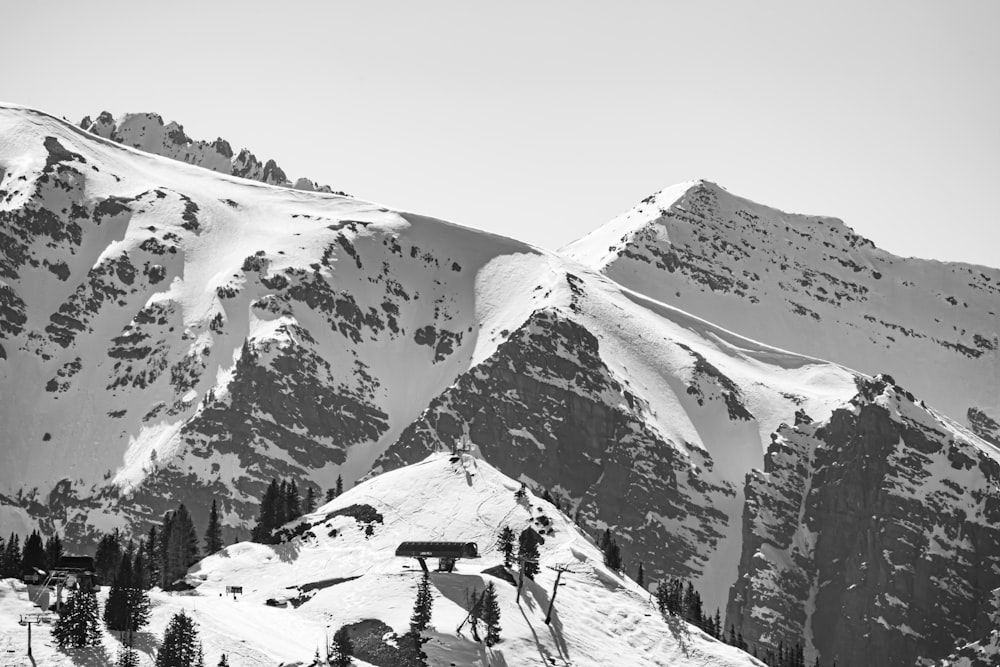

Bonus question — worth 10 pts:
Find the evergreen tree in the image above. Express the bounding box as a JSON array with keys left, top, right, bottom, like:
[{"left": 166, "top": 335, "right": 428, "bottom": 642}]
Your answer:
[
  {"left": 105, "top": 555, "right": 134, "bottom": 633},
  {"left": 53, "top": 588, "right": 102, "bottom": 648},
  {"left": 116, "top": 645, "right": 141, "bottom": 667},
  {"left": 157, "top": 610, "right": 205, "bottom": 667},
  {"left": 3, "top": 534, "right": 20, "bottom": 577},
  {"left": 409, "top": 571, "right": 434, "bottom": 634},
  {"left": 0, "top": 535, "right": 5, "bottom": 576},
  {"left": 635, "top": 562, "right": 644, "bottom": 588},
  {"left": 602, "top": 537, "right": 622, "bottom": 571},
  {"left": 44, "top": 533, "right": 64, "bottom": 571},
  {"left": 335, "top": 475, "right": 344, "bottom": 497},
  {"left": 330, "top": 626, "right": 353, "bottom": 667},
  {"left": 95, "top": 528, "right": 123, "bottom": 584},
  {"left": 277, "top": 480, "right": 289, "bottom": 527},
  {"left": 304, "top": 487, "right": 317, "bottom": 513},
  {"left": 145, "top": 526, "right": 160, "bottom": 588},
  {"left": 481, "top": 582, "right": 502, "bottom": 647},
  {"left": 20, "top": 529, "right": 45, "bottom": 572},
  {"left": 599, "top": 528, "right": 611, "bottom": 551},
  {"left": 218, "top": 655, "right": 230, "bottom": 667},
  {"left": 325, "top": 488, "right": 336, "bottom": 503},
  {"left": 163, "top": 505, "right": 200, "bottom": 588},
  {"left": 252, "top": 479, "right": 280, "bottom": 544},
  {"left": 132, "top": 550, "right": 148, "bottom": 591},
  {"left": 497, "top": 526, "right": 515, "bottom": 568},
  {"left": 713, "top": 609, "right": 722, "bottom": 640},
  {"left": 517, "top": 528, "right": 540, "bottom": 579},
  {"left": 286, "top": 480, "right": 302, "bottom": 521},
  {"left": 514, "top": 482, "right": 526, "bottom": 501},
  {"left": 204, "top": 499, "right": 224, "bottom": 555}
]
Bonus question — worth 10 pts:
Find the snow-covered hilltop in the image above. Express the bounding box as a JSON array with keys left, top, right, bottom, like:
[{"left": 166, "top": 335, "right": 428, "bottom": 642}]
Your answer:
[
  {"left": 0, "top": 453, "right": 761, "bottom": 666},
  {"left": 78, "top": 110, "right": 349, "bottom": 195},
  {"left": 563, "top": 180, "right": 1000, "bottom": 428}
]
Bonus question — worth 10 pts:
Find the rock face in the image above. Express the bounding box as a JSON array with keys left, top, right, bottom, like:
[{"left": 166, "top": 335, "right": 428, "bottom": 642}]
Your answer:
[
  {"left": 937, "top": 587, "right": 1000, "bottom": 666},
  {"left": 79, "top": 110, "right": 349, "bottom": 195},
  {"left": 563, "top": 180, "right": 1000, "bottom": 425},
  {"left": 375, "top": 306, "right": 734, "bottom": 585},
  {"left": 728, "top": 375, "right": 1000, "bottom": 666}
]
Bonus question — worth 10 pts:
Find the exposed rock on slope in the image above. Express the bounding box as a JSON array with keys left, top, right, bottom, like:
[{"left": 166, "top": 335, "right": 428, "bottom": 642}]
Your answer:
[
  {"left": 563, "top": 180, "right": 1000, "bottom": 426},
  {"left": 79, "top": 110, "right": 349, "bottom": 195},
  {"left": 728, "top": 375, "right": 1000, "bottom": 666}
]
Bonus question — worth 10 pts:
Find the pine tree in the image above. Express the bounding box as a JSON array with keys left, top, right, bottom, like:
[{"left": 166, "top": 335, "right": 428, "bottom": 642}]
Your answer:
[
  {"left": 410, "top": 571, "right": 434, "bottom": 634},
  {"left": 517, "top": 529, "right": 540, "bottom": 579},
  {"left": 53, "top": 588, "right": 102, "bottom": 648},
  {"left": 157, "top": 610, "right": 205, "bottom": 667},
  {"left": 286, "top": 480, "right": 302, "bottom": 521},
  {"left": 252, "top": 479, "right": 280, "bottom": 544},
  {"left": 217, "top": 655, "right": 230, "bottom": 667},
  {"left": 0, "top": 535, "right": 5, "bottom": 576},
  {"left": 603, "top": 537, "right": 622, "bottom": 571},
  {"left": 105, "top": 555, "right": 134, "bottom": 633},
  {"left": 304, "top": 487, "right": 317, "bottom": 513},
  {"left": 204, "top": 499, "right": 223, "bottom": 555},
  {"left": 44, "top": 533, "right": 64, "bottom": 571},
  {"left": 635, "top": 562, "right": 644, "bottom": 588},
  {"left": 20, "top": 529, "right": 45, "bottom": 572},
  {"left": 4, "top": 534, "right": 21, "bottom": 577},
  {"left": 514, "top": 482, "right": 526, "bottom": 501},
  {"left": 163, "top": 504, "right": 200, "bottom": 588},
  {"left": 116, "top": 645, "right": 141, "bottom": 667},
  {"left": 330, "top": 626, "right": 353, "bottom": 666},
  {"left": 497, "top": 526, "right": 515, "bottom": 568},
  {"left": 481, "top": 582, "right": 502, "bottom": 647},
  {"left": 145, "top": 526, "right": 160, "bottom": 588},
  {"left": 713, "top": 609, "right": 722, "bottom": 640},
  {"left": 95, "top": 528, "right": 123, "bottom": 584},
  {"left": 335, "top": 475, "right": 344, "bottom": 497},
  {"left": 325, "top": 488, "right": 336, "bottom": 503}
]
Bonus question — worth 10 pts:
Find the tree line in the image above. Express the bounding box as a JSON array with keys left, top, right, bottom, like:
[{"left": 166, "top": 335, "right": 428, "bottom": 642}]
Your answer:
[{"left": 0, "top": 529, "right": 64, "bottom": 577}]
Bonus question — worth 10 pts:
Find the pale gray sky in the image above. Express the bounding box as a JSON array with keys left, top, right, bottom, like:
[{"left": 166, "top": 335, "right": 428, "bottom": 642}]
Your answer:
[{"left": 5, "top": 1, "right": 998, "bottom": 266}]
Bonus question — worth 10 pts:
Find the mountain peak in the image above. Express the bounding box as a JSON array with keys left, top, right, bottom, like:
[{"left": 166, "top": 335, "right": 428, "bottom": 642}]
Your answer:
[{"left": 78, "top": 109, "right": 349, "bottom": 196}]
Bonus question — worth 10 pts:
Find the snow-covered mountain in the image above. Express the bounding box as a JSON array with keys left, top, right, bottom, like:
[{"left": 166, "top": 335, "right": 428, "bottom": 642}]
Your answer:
[
  {"left": 78, "top": 110, "right": 348, "bottom": 195},
  {"left": 563, "top": 180, "right": 1000, "bottom": 430},
  {"left": 0, "top": 103, "right": 867, "bottom": 631},
  {"left": 2, "top": 104, "right": 999, "bottom": 665}
]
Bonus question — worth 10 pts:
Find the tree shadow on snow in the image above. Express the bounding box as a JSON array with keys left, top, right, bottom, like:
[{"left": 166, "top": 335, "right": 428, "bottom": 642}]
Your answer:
[{"left": 59, "top": 645, "right": 115, "bottom": 666}]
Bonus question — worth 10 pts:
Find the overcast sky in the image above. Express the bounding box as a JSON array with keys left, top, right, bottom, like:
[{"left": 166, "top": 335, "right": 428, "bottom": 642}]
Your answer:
[{"left": 5, "top": 1, "right": 998, "bottom": 266}]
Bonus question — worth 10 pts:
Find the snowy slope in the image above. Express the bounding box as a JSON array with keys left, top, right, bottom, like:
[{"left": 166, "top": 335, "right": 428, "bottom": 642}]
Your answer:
[
  {"left": 562, "top": 180, "right": 1000, "bottom": 428},
  {"left": 0, "top": 454, "right": 762, "bottom": 667}
]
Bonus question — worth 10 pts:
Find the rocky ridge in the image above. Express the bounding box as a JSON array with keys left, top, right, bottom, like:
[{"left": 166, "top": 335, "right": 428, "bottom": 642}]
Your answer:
[{"left": 79, "top": 110, "right": 349, "bottom": 195}]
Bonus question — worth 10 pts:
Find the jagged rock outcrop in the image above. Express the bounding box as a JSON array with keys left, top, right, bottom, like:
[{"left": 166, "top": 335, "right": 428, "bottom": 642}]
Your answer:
[
  {"left": 564, "top": 180, "right": 1000, "bottom": 426},
  {"left": 79, "top": 110, "right": 349, "bottom": 195},
  {"left": 728, "top": 375, "right": 1000, "bottom": 666}
]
